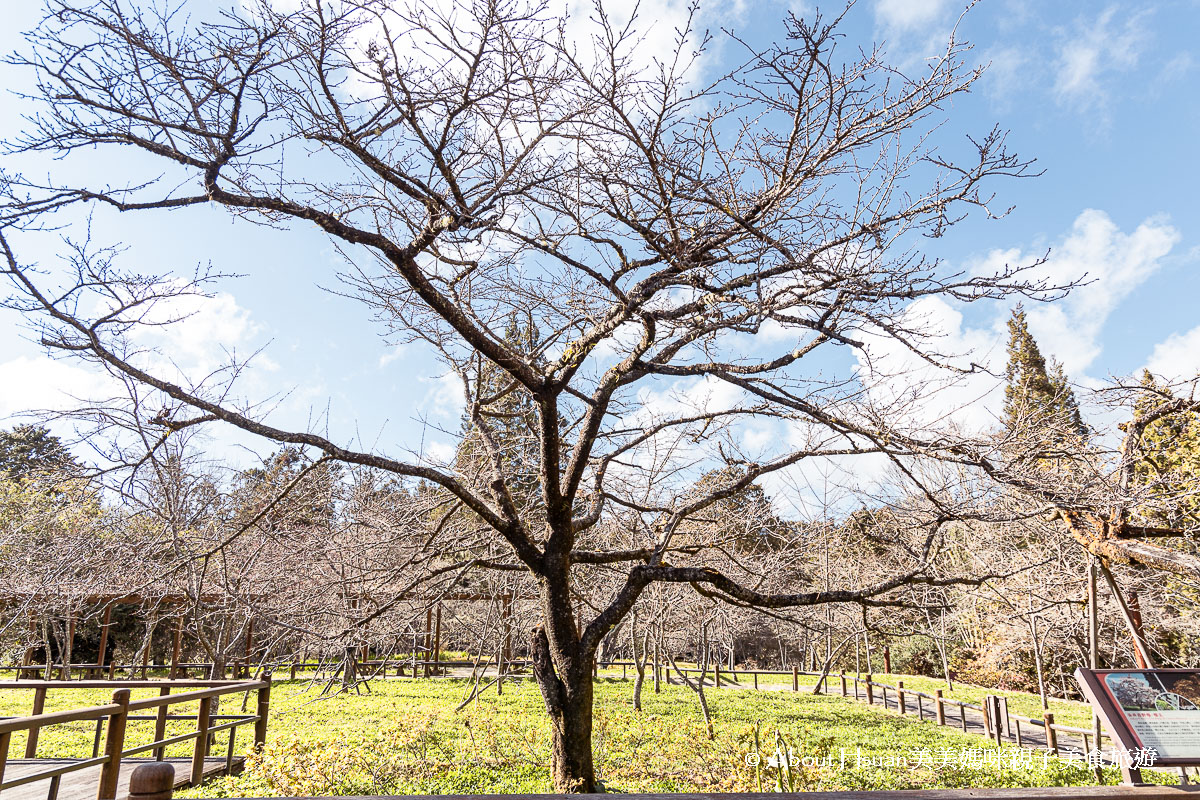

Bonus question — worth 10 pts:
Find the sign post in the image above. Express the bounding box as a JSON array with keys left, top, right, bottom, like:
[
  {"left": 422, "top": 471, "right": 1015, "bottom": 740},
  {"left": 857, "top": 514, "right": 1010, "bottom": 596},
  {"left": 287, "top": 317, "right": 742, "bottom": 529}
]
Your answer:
[{"left": 1075, "top": 667, "right": 1200, "bottom": 785}]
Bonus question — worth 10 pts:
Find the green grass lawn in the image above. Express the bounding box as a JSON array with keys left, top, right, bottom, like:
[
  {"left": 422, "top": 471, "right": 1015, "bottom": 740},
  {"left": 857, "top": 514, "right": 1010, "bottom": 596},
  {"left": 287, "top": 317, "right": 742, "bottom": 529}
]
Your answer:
[{"left": 0, "top": 676, "right": 1156, "bottom": 795}]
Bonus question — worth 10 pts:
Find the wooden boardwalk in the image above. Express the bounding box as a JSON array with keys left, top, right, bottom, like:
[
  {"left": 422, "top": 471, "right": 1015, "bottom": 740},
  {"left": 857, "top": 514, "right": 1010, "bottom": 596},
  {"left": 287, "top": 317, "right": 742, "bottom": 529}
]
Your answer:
[{"left": 1, "top": 757, "right": 237, "bottom": 800}]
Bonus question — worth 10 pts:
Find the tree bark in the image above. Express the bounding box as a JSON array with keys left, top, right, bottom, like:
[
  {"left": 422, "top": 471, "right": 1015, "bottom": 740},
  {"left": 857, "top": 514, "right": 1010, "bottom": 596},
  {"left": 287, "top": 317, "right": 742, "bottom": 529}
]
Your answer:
[{"left": 530, "top": 625, "right": 596, "bottom": 793}]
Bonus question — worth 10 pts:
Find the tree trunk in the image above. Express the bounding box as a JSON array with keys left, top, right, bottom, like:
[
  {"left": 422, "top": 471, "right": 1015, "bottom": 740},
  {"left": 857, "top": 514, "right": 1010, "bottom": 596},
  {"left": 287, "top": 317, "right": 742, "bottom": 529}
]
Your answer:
[
  {"left": 631, "top": 616, "right": 647, "bottom": 712},
  {"left": 530, "top": 625, "right": 596, "bottom": 793}
]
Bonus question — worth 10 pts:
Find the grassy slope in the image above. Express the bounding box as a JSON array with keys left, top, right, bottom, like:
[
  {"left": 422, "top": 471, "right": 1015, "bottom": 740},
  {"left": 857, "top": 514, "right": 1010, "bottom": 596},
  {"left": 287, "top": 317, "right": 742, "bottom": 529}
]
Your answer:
[{"left": 0, "top": 676, "right": 1154, "bottom": 796}]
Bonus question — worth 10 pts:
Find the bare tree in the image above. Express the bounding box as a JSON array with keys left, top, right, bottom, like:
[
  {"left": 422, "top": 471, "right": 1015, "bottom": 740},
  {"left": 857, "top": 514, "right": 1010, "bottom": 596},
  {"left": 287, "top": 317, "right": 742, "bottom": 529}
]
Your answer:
[{"left": 0, "top": 0, "right": 1066, "bottom": 790}]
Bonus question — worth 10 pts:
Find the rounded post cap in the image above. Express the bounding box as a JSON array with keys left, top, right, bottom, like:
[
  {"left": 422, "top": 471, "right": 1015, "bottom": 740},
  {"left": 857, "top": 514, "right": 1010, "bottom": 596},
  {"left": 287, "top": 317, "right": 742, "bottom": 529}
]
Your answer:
[{"left": 129, "top": 762, "right": 176, "bottom": 797}]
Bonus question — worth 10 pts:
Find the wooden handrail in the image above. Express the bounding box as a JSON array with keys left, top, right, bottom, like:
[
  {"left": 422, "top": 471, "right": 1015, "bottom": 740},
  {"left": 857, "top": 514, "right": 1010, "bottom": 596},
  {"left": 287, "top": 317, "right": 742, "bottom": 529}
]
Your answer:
[
  {"left": 0, "top": 678, "right": 271, "bottom": 796},
  {"left": 0, "top": 679, "right": 259, "bottom": 689},
  {"left": 127, "top": 682, "right": 266, "bottom": 712},
  {"left": 0, "top": 702, "right": 122, "bottom": 735}
]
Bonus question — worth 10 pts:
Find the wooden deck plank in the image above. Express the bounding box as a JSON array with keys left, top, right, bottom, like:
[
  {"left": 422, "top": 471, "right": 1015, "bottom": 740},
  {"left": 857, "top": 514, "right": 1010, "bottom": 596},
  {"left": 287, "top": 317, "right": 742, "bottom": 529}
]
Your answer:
[{"left": 2, "top": 757, "right": 237, "bottom": 800}]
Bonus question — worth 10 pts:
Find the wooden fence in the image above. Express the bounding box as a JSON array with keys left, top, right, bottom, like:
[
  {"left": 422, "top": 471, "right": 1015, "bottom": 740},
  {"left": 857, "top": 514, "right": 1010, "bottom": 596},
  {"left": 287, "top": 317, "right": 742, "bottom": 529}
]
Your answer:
[{"left": 0, "top": 678, "right": 270, "bottom": 799}]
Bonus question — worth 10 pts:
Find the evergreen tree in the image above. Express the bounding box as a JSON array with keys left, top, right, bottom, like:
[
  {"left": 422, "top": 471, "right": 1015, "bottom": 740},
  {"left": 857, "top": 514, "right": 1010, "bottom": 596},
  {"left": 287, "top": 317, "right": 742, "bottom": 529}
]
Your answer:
[
  {"left": 1128, "top": 370, "right": 1200, "bottom": 529},
  {"left": 1002, "top": 307, "right": 1087, "bottom": 445},
  {"left": 0, "top": 425, "right": 76, "bottom": 481}
]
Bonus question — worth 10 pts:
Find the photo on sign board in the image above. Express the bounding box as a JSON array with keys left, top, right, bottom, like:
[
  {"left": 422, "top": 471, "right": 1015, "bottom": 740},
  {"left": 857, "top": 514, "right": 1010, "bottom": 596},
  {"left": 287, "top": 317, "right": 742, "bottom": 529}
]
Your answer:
[{"left": 1105, "top": 672, "right": 1200, "bottom": 712}]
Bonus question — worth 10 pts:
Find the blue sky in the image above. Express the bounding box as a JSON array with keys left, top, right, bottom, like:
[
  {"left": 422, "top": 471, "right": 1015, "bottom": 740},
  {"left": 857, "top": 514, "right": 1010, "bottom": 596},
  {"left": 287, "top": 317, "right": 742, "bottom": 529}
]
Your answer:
[{"left": 0, "top": 0, "right": 1198, "bottom": 494}]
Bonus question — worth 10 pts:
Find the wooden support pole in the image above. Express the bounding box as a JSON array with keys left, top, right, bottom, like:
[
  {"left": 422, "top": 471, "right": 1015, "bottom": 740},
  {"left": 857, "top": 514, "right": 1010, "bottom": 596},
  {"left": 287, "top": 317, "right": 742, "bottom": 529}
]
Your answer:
[
  {"left": 1089, "top": 557, "right": 1104, "bottom": 751},
  {"left": 898, "top": 680, "right": 906, "bottom": 714},
  {"left": 432, "top": 603, "right": 442, "bottom": 676},
  {"left": 714, "top": 662, "right": 720, "bottom": 688},
  {"left": 865, "top": 674, "right": 874, "bottom": 704},
  {"left": 1044, "top": 711, "right": 1059, "bottom": 756},
  {"left": 97, "top": 605, "right": 113, "bottom": 673},
  {"left": 191, "top": 696, "right": 212, "bottom": 785},
  {"left": 424, "top": 607, "right": 433, "bottom": 678},
  {"left": 153, "top": 686, "right": 171, "bottom": 761},
  {"left": 1098, "top": 561, "right": 1156, "bottom": 668},
  {"left": 883, "top": 646, "right": 891, "bottom": 675},
  {"left": 983, "top": 695, "right": 994, "bottom": 739},
  {"left": 255, "top": 673, "right": 272, "bottom": 749},
  {"left": 169, "top": 618, "right": 183, "bottom": 680},
  {"left": 0, "top": 731, "right": 10, "bottom": 788},
  {"left": 65, "top": 615, "right": 76, "bottom": 680},
  {"left": 244, "top": 620, "right": 255, "bottom": 661},
  {"left": 840, "top": 671, "right": 847, "bottom": 696},
  {"left": 792, "top": 665, "right": 798, "bottom": 692},
  {"left": 935, "top": 690, "right": 945, "bottom": 726},
  {"left": 97, "top": 689, "right": 130, "bottom": 800},
  {"left": 653, "top": 638, "right": 661, "bottom": 694},
  {"left": 1129, "top": 591, "right": 1149, "bottom": 669},
  {"left": 24, "top": 686, "right": 47, "bottom": 757}
]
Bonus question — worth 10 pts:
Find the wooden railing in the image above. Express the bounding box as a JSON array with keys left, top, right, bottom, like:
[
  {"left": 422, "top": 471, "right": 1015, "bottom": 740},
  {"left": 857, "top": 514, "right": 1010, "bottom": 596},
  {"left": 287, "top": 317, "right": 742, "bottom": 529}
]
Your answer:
[
  {"left": 0, "top": 678, "right": 270, "bottom": 799},
  {"left": 840, "top": 673, "right": 1112, "bottom": 760}
]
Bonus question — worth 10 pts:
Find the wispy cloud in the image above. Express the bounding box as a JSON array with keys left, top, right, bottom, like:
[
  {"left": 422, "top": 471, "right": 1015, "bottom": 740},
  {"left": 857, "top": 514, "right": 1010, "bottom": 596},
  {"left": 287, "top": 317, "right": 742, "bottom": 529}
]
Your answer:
[
  {"left": 1054, "top": 6, "right": 1147, "bottom": 113},
  {"left": 874, "top": 0, "right": 953, "bottom": 31}
]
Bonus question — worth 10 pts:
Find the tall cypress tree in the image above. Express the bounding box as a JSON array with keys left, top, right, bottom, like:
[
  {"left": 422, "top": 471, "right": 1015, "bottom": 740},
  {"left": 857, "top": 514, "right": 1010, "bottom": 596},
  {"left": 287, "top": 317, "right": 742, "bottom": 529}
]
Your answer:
[{"left": 1002, "top": 307, "right": 1087, "bottom": 443}]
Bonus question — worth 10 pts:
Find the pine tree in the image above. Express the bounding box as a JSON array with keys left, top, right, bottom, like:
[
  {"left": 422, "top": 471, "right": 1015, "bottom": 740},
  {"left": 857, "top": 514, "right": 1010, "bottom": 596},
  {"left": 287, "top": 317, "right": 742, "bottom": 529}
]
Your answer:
[
  {"left": 0, "top": 425, "right": 76, "bottom": 481},
  {"left": 1002, "top": 307, "right": 1087, "bottom": 446},
  {"left": 1128, "top": 370, "right": 1200, "bottom": 529}
]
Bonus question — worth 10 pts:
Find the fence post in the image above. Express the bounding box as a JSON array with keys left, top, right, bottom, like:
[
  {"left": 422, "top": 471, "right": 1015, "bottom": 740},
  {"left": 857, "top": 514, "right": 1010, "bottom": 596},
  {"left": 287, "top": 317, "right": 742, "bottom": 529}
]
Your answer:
[
  {"left": 0, "top": 730, "right": 11, "bottom": 788},
  {"left": 153, "top": 686, "right": 171, "bottom": 761},
  {"left": 935, "top": 690, "right": 945, "bottom": 726},
  {"left": 25, "top": 685, "right": 47, "bottom": 757},
  {"left": 191, "top": 696, "right": 213, "bottom": 786},
  {"left": 897, "top": 681, "right": 906, "bottom": 714},
  {"left": 753, "top": 672, "right": 758, "bottom": 690},
  {"left": 130, "top": 762, "right": 176, "bottom": 800},
  {"left": 840, "top": 671, "right": 847, "bottom": 696},
  {"left": 1044, "top": 712, "right": 1058, "bottom": 756},
  {"left": 792, "top": 665, "right": 798, "bottom": 692},
  {"left": 714, "top": 663, "right": 720, "bottom": 688},
  {"left": 97, "top": 689, "right": 131, "bottom": 800},
  {"left": 865, "top": 674, "right": 874, "bottom": 704},
  {"left": 883, "top": 646, "right": 891, "bottom": 674},
  {"left": 982, "top": 695, "right": 994, "bottom": 739},
  {"left": 996, "top": 696, "right": 1009, "bottom": 743},
  {"left": 255, "top": 674, "right": 272, "bottom": 749}
]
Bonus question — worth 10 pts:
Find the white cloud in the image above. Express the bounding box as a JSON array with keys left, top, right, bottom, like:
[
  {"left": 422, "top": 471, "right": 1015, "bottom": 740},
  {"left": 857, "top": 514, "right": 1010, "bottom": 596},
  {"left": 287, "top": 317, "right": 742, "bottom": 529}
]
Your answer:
[
  {"left": 854, "top": 296, "right": 1006, "bottom": 434},
  {"left": 123, "top": 289, "right": 274, "bottom": 381},
  {"left": 0, "top": 356, "right": 114, "bottom": 420},
  {"left": 422, "top": 372, "right": 465, "bottom": 419},
  {"left": 981, "top": 45, "right": 1029, "bottom": 110},
  {"left": 1054, "top": 6, "right": 1146, "bottom": 111},
  {"left": 970, "top": 209, "right": 1179, "bottom": 377},
  {"left": 855, "top": 209, "right": 1180, "bottom": 434},
  {"left": 874, "top": 0, "right": 951, "bottom": 30},
  {"left": 1145, "top": 326, "right": 1200, "bottom": 384},
  {"left": 1024, "top": 210, "right": 1177, "bottom": 376}
]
